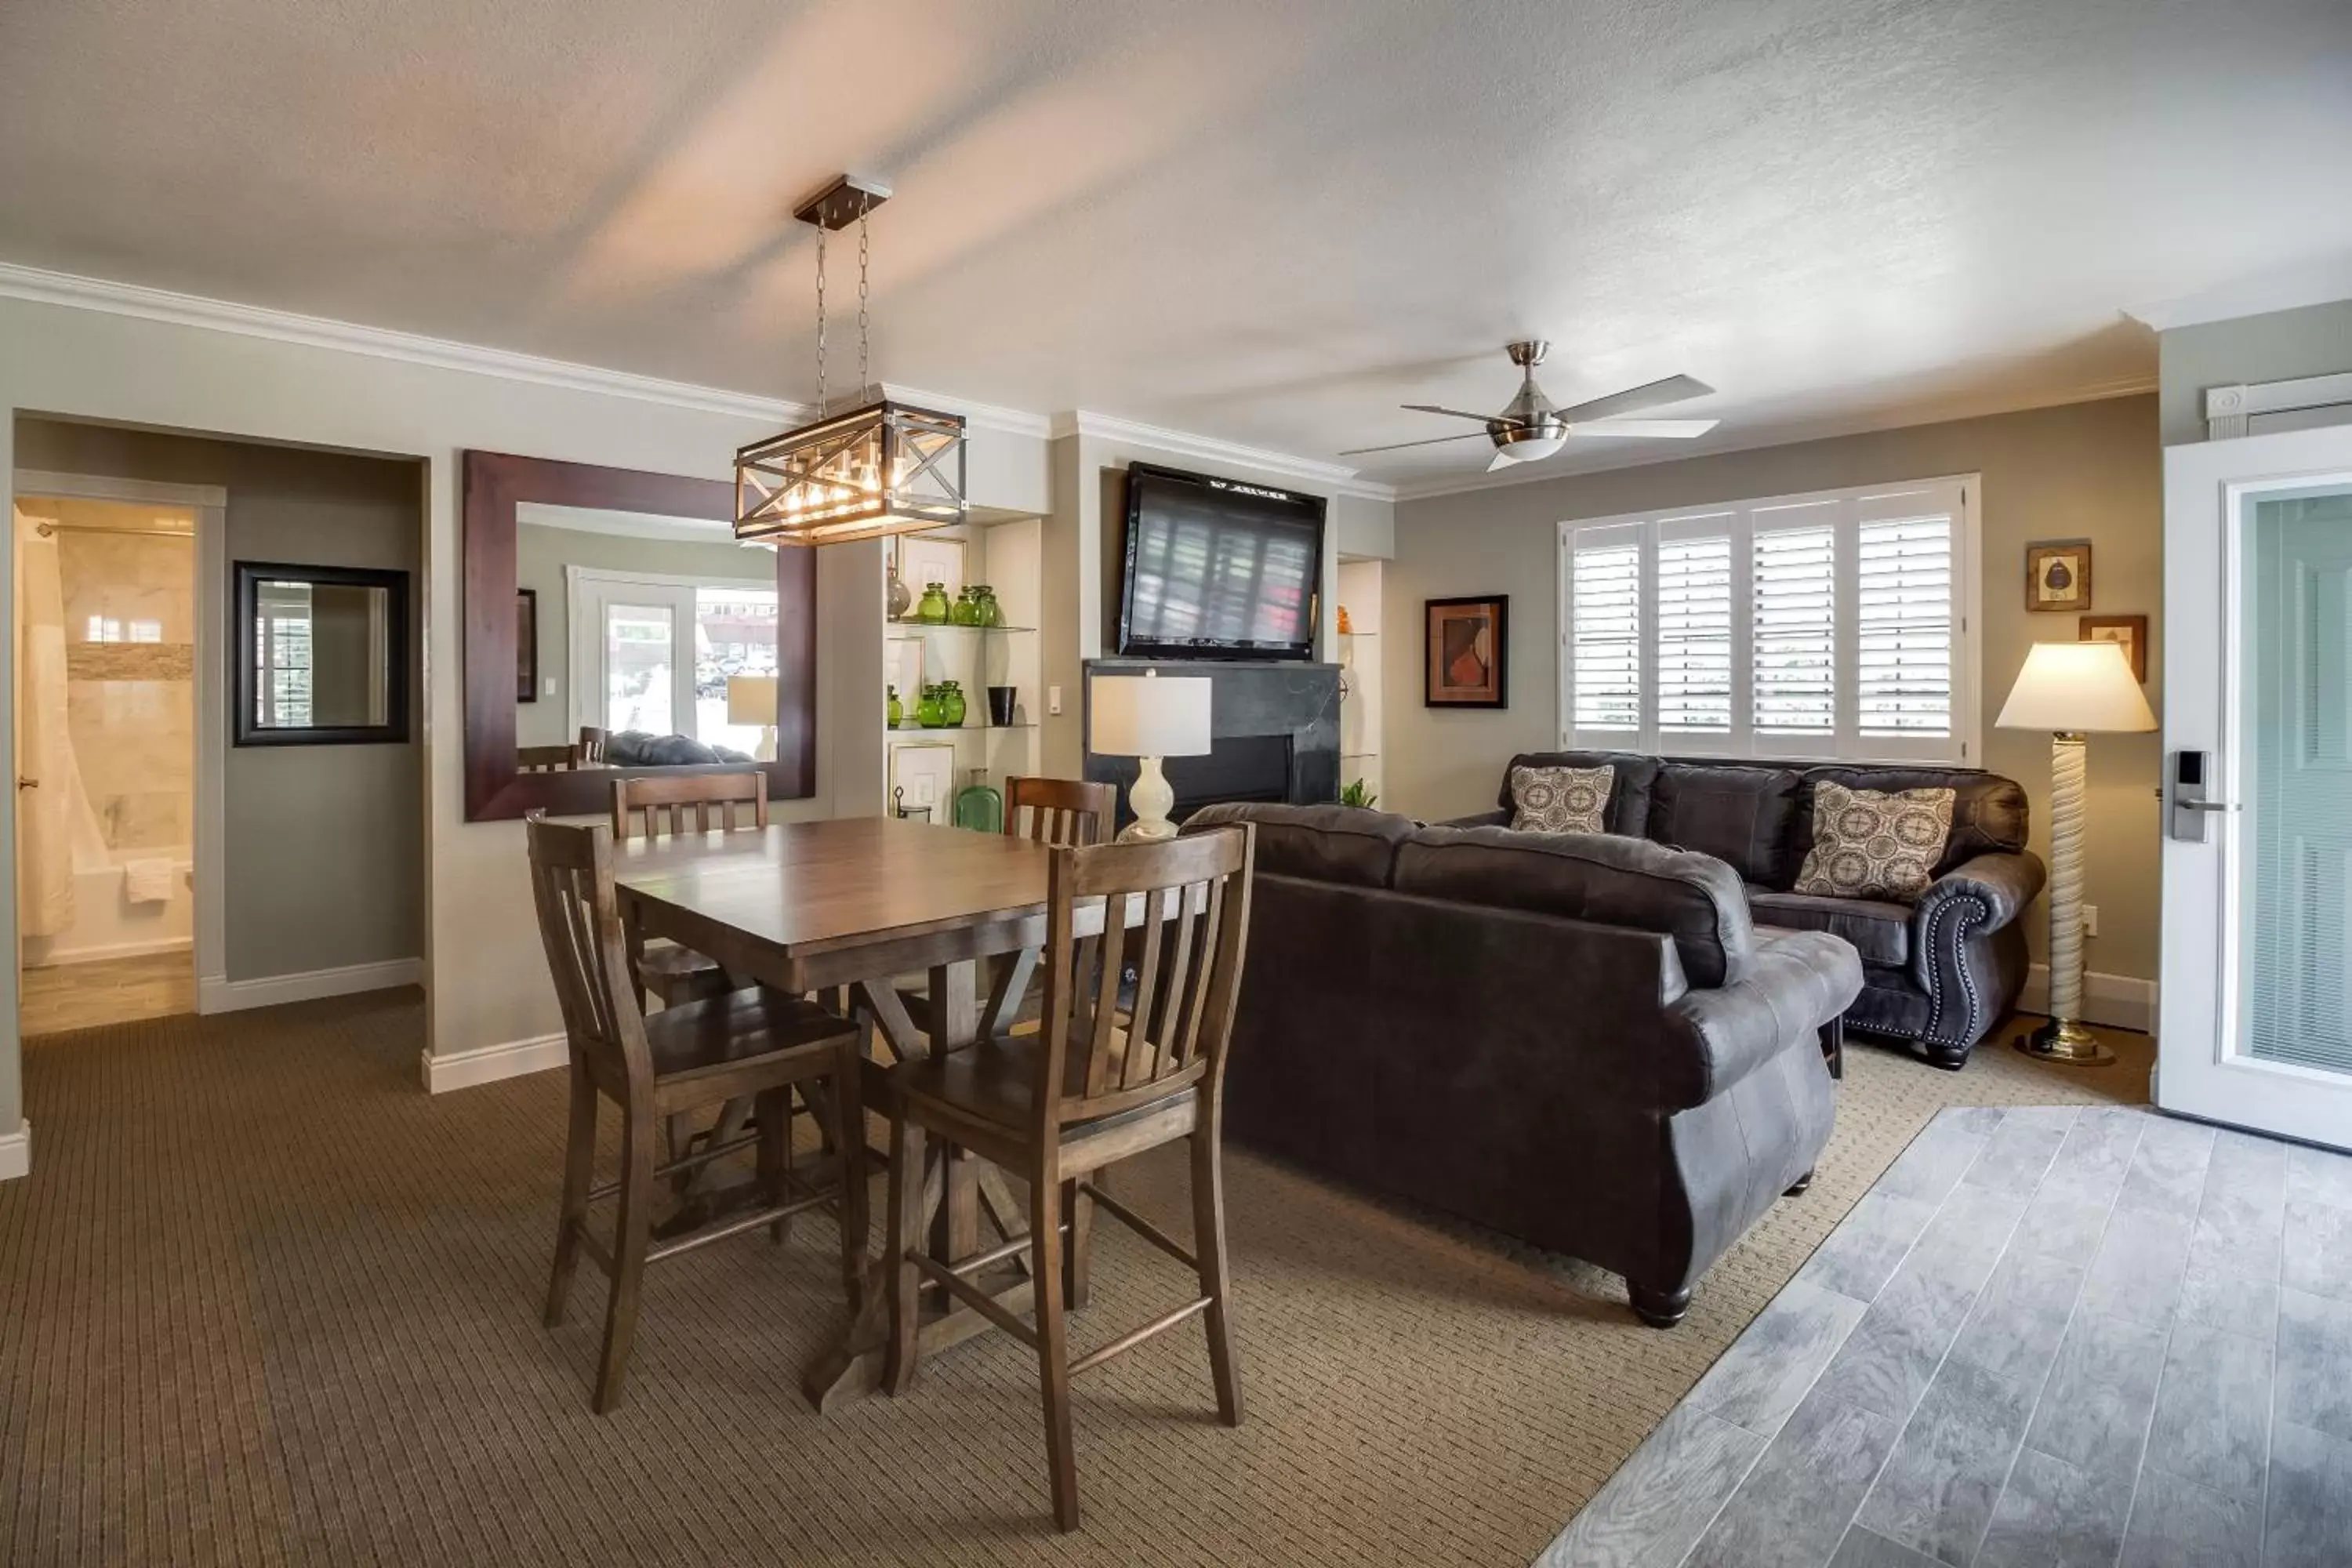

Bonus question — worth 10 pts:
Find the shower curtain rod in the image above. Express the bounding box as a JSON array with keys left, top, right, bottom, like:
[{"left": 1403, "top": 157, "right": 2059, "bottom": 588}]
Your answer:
[{"left": 33, "top": 521, "right": 194, "bottom": 539}]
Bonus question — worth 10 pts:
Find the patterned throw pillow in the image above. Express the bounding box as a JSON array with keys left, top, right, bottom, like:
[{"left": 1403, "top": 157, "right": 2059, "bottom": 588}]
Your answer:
[
  {"left": 1510, "top": 764, "right": 1614, "bottom": 835},
  {"left": 1793, "top": 782, "right": 1956, "bottom": 901}
]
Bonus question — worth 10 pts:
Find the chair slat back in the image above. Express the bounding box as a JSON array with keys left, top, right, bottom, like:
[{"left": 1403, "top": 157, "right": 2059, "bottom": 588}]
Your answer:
[
  {"left": 577, "top": 726, "right": 609, "bottom": 764},
  {"left": 611, "top": 771, "right": 769, "bottom": 840},
  {"left": 524, "top": 816, "right": 655, "bottom": 1092},
  {"left": 1004, "top": 776, "right": 1117, "bottom": 849},
  {"left": 519, "top": 743, "right": 581, "bottom": 773},
  {"left": 1033, "top": 824, "right": 1254, "bottom": 1130}
]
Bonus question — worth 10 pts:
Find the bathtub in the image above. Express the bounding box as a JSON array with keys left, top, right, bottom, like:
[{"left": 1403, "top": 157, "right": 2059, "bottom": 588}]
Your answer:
[{"left": 22, "top": 847, "right": 194, "bottom": 967}]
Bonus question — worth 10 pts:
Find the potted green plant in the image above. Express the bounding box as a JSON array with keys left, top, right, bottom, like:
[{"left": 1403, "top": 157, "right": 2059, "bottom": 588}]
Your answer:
[{"left": 1339, "top": 779, "right": 1377, "bottom": 809}]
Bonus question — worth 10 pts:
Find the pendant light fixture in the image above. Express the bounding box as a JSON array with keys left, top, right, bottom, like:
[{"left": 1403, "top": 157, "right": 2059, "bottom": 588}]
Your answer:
[{"left": 734, "top": 174, "right": 968, "bottom": 546}]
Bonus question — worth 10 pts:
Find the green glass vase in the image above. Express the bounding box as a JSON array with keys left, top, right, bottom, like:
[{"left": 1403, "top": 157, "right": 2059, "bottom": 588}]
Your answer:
[
  {"left": 915, "top": 583, "right": 950, "bottom": 623},
  {"left": 886, "top": 684, "right": 902, "bottom": 728},
  {"left": 915, "top": 684, "right": 946, "bottom": 728},
  {"left": 949, "top": 587, "right": 981, "bottom": 626},
  {"left": 973, "top": 585, "right": 1003, "bottom": 627},
  {"left": 939, "top": 681, "right": 967, "bottom": 727},
  {"left": 953, "top": 776, "right": 1004, "bottom": 833}
]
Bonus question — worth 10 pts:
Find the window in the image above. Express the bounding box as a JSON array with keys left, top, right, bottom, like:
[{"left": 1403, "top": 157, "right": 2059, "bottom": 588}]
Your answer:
[{"left": 1559, "top": 477, "right": 1977, "bottom": 764}]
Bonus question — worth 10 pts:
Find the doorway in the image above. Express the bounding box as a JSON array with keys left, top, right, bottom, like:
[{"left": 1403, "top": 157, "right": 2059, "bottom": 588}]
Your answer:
[
  {"left": 2159, "top": 421, "right": 2352, "bottom": 1150},
  {"left": 13, "top": 472, "right": 224, "bottom": 1035}
]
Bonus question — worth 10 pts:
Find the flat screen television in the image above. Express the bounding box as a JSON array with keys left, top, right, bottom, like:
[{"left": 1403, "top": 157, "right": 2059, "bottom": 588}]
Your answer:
[{"left": 1116, "top": 461, "right": 1325, "bottom": 661}]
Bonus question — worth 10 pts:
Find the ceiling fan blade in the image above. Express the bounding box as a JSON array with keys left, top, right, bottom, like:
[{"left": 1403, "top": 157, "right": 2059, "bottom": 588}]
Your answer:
[
  {"left": 1337, "top": 430, "right": 1495, "bottom": 456},
  {"left": 1400, "top": 404, "right": 1524, "bottom": 427},
  {"left": 1566, "top": 418, "right": 1720, "bottom": 439},
  {"left": 1552, "top": 374, "right": 1715, "bottom": 426},
  {"left": 1486, "top": 449, "right": 1523, "bottom": 474}
]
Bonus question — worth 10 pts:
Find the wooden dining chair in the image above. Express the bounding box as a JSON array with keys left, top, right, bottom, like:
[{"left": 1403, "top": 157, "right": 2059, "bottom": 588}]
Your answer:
[
  {"left": 882, "top": 823, "right": 1256, "bottom": 1531},
  {"left": 577, "top": 726, "right": 609, "bottom": 764},
  {"left": 526, "top": 816, "right": 868, "bottom": 1414},
  {"left": 1003, "top": 775, "right": 1118, "bottom": 849},
  {"left": 518, "top": 743, "right": 580, "bottom": 772},
  {"left": 610, "top": 771, "right": 769, "bottom": 1007}
]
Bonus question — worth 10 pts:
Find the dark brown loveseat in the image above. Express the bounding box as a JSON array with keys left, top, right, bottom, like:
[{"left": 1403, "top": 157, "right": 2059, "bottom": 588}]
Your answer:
[
  {"left": 1449, "top": 753, "right": 2045, "bottom": 1069},
  {"left": 1183, "top": 802, "right": 1860, "bottom": 1327}
]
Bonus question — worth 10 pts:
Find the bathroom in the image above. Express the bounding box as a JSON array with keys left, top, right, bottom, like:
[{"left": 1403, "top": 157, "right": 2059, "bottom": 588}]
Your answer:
[{"left": 14, "top": 491, "right": 198, "bottom": 1033}]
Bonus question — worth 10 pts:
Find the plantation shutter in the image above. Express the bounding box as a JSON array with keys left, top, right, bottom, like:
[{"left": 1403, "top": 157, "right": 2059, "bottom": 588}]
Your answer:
[
  {"left": 1751, "top": 504, "right": 1840, "bottom": 739},
  {"left": 1857, "top": 510, "right": 1954, "bottom": 738},
  {"left": 1656, "top": 531, "right": 1733, "bottom": 735},
  {"left": 1566, "top": 528, "right": 1642, "bottom": 737}
]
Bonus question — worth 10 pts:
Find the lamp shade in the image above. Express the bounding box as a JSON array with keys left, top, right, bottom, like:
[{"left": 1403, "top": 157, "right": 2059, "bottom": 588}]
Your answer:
[
  {"left": 1089, "top": 671, "right": 1212, "bottom": 757},
  {"left": 726, "top": 673, "right": 779, "bottom": 726},
  {"left": 1994, "top": 641, "right": 2156, "bottom": 733}
]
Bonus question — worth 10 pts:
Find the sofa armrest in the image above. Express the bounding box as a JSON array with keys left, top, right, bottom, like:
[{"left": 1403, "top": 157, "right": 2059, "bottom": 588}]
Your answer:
[
  {"left": 1909, "top": 851, "right": 2045, "bottom": 1052},
  {"left": 1661, "top": 931, "right": 1861, "bottom": 1109},
  {"left": 1436, "top": 808, "right": 1510, "bottom": 829}
]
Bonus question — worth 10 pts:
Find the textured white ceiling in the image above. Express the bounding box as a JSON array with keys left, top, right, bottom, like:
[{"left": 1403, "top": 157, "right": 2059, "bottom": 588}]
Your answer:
[{"left": 3, "top": 0, "right": 2348, "bottom": 488}]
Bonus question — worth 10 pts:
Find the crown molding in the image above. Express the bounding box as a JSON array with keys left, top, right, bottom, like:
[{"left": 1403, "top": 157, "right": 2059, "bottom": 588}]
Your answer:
[
  {"left": 1390, "top": 374, "right": 2158, "bottom": 503},
  {"left": 2125, "top": 258, "right": 2352, "bottom": 333},
  {"left": 879, "top": 382, "right": 1052, "bottom": 439},
  {"left": 1051, "top": 409, "right": 1397, "bottom": 502}
]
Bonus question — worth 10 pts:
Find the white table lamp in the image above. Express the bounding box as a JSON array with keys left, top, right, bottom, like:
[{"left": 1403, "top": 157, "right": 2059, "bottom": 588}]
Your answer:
[
  {"left": 726, "top": 674, "right": 779, "bottom": 762},
  {"left": 1089, "top": 670, "right": 1213, "bottom": 842},
  {"left": 1994, "top": 640, "right": 2156, "bottom": 1065}
]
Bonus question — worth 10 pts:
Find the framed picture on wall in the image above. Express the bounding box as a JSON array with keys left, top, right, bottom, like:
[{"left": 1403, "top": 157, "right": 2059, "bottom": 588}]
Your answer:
[
  {"left": 2025, "top": 540, "right": 2092, "bottom": 612},
  {"left": 1424, "top": 595, "right": 1508, "bottom": 708},
  {"left": 888, "top": 741, "right": 957, "bottom": 821},
  {"left": 516, "top": 588, "right": 539, "bottom": 702},
  {"left": 2079, "top": 613, "right": 2149, "bottom": 682},
  {"left": 898, "top": 534, "right": 966, "bottom": 601}
]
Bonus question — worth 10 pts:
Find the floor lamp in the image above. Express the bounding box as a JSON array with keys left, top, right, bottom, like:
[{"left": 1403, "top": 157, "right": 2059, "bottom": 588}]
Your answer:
[{"left": 1994, "top": 641, "right": 2156, "bottom": 1065}]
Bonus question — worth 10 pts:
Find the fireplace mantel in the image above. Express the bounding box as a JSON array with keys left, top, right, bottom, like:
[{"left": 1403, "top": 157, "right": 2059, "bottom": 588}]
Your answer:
[{"left": 1081, "top": 659, "right": 1341, "bottom": 829}]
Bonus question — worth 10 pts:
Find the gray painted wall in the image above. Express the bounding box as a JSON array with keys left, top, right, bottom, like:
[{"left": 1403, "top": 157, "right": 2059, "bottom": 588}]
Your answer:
[
  {"left": 14, "top": 418, "right": 425, "bottom": 982},
  {"left": 2158, "top": 299, "right": 2352, "bottom": 445},
  {"left": 1385, "top": 394, "right": 2164, "bottom": 982}
]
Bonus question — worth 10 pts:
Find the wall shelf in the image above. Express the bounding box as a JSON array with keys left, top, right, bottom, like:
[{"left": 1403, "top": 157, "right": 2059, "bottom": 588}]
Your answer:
[{"left": 886, "top": 620, "right": 1037, "bottom": 634}]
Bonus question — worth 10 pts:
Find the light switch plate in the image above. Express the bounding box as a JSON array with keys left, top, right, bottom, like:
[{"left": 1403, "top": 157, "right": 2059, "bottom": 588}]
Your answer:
[{"left": 1047, "top": 684, "right": 1063, "bottom": 716}]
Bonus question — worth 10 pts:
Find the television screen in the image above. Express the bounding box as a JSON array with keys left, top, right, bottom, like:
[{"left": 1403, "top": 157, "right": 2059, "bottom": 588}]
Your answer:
[{"left": 1117, "top": 463, "right": 1325, "bottom": 660}]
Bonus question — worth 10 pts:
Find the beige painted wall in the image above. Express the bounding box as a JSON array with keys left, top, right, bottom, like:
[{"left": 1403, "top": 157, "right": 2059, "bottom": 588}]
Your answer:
[
  {"left": 1385, "top": 394, "right": 2164, "bottom": 982},
  {"left": 2158, "top": 299, "right": 2352, "bottom": 445},
  {"left": 15, "top": 418, "right": 426, "bottom": 982}
]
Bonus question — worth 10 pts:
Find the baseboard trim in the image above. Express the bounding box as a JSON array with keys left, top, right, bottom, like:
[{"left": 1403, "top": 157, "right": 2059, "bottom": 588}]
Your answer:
[
  {"left": 0, "top": 1121, "right": 30, "bottom": 1182},
  {"left": 2019, "top": 964, "right": 2158, "bottom": 1034},
  {"left": 33, "top": 935, "right": 195, "bottom": 966},
  {"left": 198, "top": 957, "right": 423, "bottom": 1015},
  {"left": 421, "top": 1032, "right": 568, "bottom": 1094}
]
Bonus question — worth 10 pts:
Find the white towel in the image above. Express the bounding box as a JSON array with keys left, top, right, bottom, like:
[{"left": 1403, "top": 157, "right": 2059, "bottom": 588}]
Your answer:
[{"left": 122, "top": 858, "right": 177, "bottom": 904}]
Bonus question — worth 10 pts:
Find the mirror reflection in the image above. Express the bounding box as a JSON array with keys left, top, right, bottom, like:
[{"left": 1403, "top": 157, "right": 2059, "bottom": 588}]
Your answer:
[
  {"left": 514, "top": 503, "right": 779, "bottom": 770},
  {"left": 234, "top": 562, "right": 408, "bottom": 746}
]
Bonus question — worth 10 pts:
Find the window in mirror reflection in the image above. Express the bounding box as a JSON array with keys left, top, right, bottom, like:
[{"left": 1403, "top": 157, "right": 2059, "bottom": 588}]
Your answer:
[{"left": 234, "top": 562, "right": 409, "bottom": 746}]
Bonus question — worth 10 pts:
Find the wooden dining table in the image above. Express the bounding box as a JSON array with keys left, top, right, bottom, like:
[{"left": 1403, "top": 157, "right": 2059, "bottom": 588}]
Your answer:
[{"left": 608, "top": 814, "right": 1078, "bottom": 1410}]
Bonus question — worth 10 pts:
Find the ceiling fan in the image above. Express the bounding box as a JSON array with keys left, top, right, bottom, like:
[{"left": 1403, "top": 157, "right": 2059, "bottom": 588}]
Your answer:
[{"left": 1342, "top": 341, "right": 1719, "bottom": 472}]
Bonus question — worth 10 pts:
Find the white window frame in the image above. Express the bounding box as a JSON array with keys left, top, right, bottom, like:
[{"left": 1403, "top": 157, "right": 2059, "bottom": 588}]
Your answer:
[{"left": 1556, "top": 474, "right": 1982, "bottom": 765}]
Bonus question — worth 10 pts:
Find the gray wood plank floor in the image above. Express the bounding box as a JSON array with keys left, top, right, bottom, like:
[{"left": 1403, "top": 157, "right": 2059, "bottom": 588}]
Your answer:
[{"left": 1541, "top": 1106, "right": 2352, "bottom": 1568}]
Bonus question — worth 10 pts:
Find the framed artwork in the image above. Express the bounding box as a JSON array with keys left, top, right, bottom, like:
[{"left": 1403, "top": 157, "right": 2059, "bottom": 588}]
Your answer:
[
  {"left": 2025, "top": 540, "right": 2092, "bottom": 612},
  {"left": 887, "top": 740, "right": 957, "bottom": 820},
  {"left": 897, "top": 533, "right": 967, "bottom": 600},
  {"left": 516, "top": 588, "right": 539, "bottom": 702},
  {"left": 2079, "top": 613, "right": 2149, "bottom": 683},
  {"left": 1424, "top": 595, "right": 1508, "bottom": 709},
  {"left": 886, "top": 633, "right": 925, "bottom": 723}
]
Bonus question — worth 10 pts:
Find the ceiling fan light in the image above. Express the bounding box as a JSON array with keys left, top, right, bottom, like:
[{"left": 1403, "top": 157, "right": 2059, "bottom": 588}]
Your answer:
[{"left": 1501, "top": 432, "right": 1565, "bottom": 463}]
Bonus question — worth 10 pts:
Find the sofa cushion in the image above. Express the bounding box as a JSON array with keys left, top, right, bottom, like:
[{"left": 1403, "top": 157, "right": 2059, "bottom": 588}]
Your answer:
[
  {"left": 1791, "top": 782, "right": 1956, "bottom": 900},
  {"left": 1493, "top": 751, "right": 1661, "bottom": 837},
  {"left": 1795, "top": 765, "right": 2027, "bottom": 877},
  {"left": 1748, "top": 889, "right": 1913, "bottom": 967},
  {"left": 1393, "top": 823, "right": 1755, "bottom": 986},
  {"left": 1509, "top": 764, "right": 1613, "bottom": 833},
  {"left": 1648, "top": 764, "right": 1801, "bottom": 884},
  {"left": 1181, "top": 801, "right": 1416, "bottom": 889}
]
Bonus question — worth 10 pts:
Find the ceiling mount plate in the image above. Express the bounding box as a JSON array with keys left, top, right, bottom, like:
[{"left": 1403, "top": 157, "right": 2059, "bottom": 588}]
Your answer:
[{"left": 793, "top": 173, "right": 892, "bottom": 230}]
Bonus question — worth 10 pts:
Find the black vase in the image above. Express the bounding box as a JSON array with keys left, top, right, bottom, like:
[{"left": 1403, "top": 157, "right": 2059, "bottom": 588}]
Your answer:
[{"left": 987, "top": 685, "right": 1018, "bottom": 726}]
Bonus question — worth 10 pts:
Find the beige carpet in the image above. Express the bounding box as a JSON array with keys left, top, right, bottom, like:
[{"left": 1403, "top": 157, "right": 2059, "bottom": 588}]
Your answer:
[{"left": 0, "top": 993, "right": 2149, "bottom": 1567}]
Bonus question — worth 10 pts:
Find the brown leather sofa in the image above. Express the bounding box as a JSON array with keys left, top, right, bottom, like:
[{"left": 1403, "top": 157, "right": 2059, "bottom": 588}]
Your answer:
[
  {"left": 1182, "top": 802, "right": 1861, "bottom": 1327},
  {"left": 1448, "top": 753, "right": 2045, "bottom": 1069}
]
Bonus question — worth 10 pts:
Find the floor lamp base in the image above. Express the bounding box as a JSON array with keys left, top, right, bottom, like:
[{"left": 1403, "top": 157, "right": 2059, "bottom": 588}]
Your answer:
[{"left": 2013, "top": 1016, "right": 2115, "bottom": 1067}]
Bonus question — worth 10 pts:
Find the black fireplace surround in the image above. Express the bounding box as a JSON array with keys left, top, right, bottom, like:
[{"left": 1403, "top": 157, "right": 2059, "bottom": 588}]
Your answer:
[{"left": 1083, "top": 659, "right": 1341, "bottom": 830}]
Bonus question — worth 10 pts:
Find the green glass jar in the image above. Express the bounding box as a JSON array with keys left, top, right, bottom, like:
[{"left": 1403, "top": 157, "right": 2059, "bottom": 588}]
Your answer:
[
  {"left": 949, "top": 586, "right": 981, "bottom": 626},
  {"left": 915, "top": 582, "right": 950, "bottom": 623},
  {"left": 886, "top": 684, "right": 902, "bottom": 728},
  {"left": 915, "top": 684, "right": 946, "bottom": 728},
  {"left": 973, "top": 585, "right": 1003, "bottom": 627},
  {"left": 939, "top": 681, "right": 967, "bottom": 727},
  {"left": 953, "top": 774, "right": 1004, "bottom": 833}
]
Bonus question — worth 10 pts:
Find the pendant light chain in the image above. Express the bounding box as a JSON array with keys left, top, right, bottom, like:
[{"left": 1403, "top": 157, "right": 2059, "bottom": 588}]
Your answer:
[
  {"left": 857, "top": 198, "right": 872, "bottom": 401},
  {"left": 813, "top": 222, "right": 828, "bottom": 419}
]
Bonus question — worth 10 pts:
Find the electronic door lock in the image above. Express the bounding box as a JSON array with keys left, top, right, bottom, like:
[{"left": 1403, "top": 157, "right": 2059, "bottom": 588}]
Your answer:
[{"left": 2167, "top": 750, "right": 2234, "bottom": 842}]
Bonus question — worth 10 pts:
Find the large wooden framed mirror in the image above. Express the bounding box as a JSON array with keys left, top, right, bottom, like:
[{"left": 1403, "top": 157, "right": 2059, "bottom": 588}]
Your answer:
[{"left": 462, "top": 450, "right": 815, "bottom": 821}]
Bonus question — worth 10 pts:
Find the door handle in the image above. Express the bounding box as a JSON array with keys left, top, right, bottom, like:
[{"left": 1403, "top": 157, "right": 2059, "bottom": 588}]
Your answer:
[
  {"left": 14, "top": 776, "right": 33, "bottom": 790},
  {"left": 2177, "top": 800, "right": 2236, "bottom": 812}
]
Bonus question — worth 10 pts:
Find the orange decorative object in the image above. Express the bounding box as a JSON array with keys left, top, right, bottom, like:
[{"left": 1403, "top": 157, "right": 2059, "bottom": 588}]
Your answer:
[{"left": 1338, "top": 604, "right": 1354, "bottom": 634}]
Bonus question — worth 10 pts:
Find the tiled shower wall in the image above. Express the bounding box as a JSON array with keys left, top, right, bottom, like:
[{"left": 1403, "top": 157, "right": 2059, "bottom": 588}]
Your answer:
[{"left": 48, "top": 498, "right": 196, "bottom": 852}]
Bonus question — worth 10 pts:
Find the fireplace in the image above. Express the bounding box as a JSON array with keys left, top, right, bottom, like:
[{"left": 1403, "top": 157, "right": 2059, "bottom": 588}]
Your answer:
[{"left": 1083, "top": 659, "right": 1340, "bottom": 831}]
